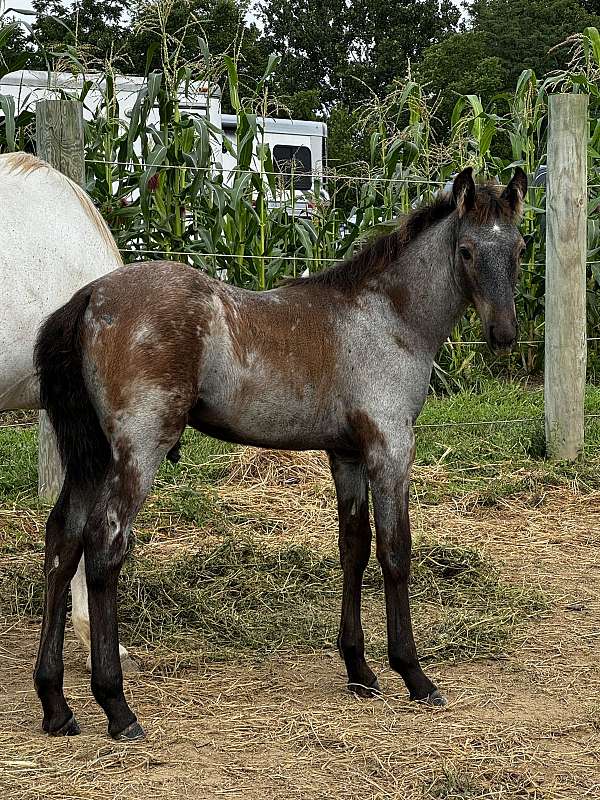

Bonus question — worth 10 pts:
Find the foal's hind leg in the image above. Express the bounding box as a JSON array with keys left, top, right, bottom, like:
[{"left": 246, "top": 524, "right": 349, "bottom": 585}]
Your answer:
[
  {"left": 70, "top": 438, "right": 184, "bottom": 672},
  {"left": 34, "top": 477, "right": 90, "bottom": 735},
  {"left": 329, "top": 454, "right": 379, "bottom": 697},
  {"left": 83, "top": 432, "right": 178, "bottom": 740}
]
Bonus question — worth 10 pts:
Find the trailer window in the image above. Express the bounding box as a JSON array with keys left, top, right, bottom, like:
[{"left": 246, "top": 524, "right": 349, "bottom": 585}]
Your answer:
[{"left": 273, "top": 145, "right": 312, "bottom": 190}]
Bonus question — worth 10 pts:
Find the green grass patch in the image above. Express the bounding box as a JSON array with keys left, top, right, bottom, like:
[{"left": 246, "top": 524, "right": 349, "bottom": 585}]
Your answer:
[
  {"left": 0, "top": 423, "right": 38, "bottom": 506},
  {"left": 413, "top": 380, "right": 600, "bottom": 502}
]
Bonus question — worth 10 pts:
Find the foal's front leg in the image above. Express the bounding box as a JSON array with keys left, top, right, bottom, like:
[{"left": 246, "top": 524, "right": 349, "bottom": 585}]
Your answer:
[
  {"left": 329, "top": 454, "right": 379, "bottom": 696},
  {"left": 365, "top": 429, "right": 446, "bottom": 706}
]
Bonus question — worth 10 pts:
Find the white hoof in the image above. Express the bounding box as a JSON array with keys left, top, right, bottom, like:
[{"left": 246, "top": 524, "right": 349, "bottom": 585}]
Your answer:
[
  {"left": 85, "top": 645, "right": 139, "bottom": 673},
  {"left": 121, "top": 653, "right": 141, "bottom": 673}
]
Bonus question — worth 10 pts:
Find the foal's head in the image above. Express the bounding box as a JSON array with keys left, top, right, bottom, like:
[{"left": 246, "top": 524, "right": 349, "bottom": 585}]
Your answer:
[{"left": 452, "top": 167, "right": 528, "bottom": 353}]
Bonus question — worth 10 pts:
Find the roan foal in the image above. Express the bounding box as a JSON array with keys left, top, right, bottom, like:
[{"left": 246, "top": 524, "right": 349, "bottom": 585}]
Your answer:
[{"left": 34, "top": 167, "right": 527, "bottom": 740}]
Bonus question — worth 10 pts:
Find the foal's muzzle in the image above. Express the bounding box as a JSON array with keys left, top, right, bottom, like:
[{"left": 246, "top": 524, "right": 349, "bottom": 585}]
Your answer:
[{"left": 487, "top": 320, "right": 518, "bottom": 355}]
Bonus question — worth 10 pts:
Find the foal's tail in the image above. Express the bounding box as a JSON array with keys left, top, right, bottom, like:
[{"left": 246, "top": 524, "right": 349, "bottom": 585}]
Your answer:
[{"left": 34, "top": 286, "right": 110, "bottom": 484}]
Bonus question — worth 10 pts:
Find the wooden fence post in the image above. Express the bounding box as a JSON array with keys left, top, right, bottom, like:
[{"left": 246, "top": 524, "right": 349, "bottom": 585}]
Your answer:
[
  {"left": 36, "top": 99, "right": 85, "bottom": 501},
  {"left": 545, "top": 93, "right": 588, "bottom": 461}
]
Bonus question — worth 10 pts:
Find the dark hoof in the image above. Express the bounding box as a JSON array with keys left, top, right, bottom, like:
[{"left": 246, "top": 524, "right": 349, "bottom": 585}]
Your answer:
[
  {"left": 112, "top": 720, "right": 146, "bottom": 742},
  {"left": 348, "top": 678, "right": 381, "bottom": 698},
  {"left": 46, "top": 714, "right": 81, "bottom": 736},
  {"left": 414, "top": 688, "right": 448, "bottom": 707}
]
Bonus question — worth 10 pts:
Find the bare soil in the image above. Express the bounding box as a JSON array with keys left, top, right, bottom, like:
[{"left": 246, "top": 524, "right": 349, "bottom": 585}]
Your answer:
[{"left": 1, "top": 488, "right": 600, "bottom": 799}]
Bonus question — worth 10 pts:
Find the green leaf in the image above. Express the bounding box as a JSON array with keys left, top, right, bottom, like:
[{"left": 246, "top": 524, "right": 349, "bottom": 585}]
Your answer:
[{"left": 0, "top": 94, "right": 16, "bottom": 151}]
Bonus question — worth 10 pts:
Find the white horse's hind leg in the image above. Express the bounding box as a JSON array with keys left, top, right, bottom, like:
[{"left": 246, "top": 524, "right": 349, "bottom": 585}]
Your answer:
[
  {"left": 71, "top": 556, "right": 91, "bottom": 655},
  {"left": 70, "top": 555, "right": 137, "bottom": 671}
]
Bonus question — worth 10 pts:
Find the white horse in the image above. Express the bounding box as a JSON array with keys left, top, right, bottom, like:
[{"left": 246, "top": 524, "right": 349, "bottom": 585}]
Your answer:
[{"left": 0, "top": 152, "right": 134, "bottom": 669}]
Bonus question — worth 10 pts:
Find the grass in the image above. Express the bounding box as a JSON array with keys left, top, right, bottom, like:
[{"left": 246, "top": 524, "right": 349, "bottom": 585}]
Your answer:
[{"left": 413, "top": 380, "right": 600, "bottom": 503}]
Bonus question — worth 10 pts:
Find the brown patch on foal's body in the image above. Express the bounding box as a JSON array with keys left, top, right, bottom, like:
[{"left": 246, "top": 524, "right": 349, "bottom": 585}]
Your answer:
[
  {"left": 347, "top": 410, "right": 386, "bottom": 452},
  {"left": 81, "top": 261, "right": 353, "bottom": 453},
  {"left": 222, "top": 286, "right": 339, "bottom": 399},
  {"left": 84, "top": 263, "right": 204, "bottom": 413}
]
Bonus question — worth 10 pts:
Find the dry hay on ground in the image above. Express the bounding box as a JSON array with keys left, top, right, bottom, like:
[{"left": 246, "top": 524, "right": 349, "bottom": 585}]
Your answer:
[{"left": 1, "top": 449, "right": 600, "bottom": 798}]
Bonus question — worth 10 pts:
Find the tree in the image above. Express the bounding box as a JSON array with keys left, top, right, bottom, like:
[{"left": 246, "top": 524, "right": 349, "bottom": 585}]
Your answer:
[
  {"left": 468, "top": 0, "right": 600, "bottom": 86},
  {"left": 0, "top": 19, "right": 33, "bottom": 74},
  {"left": 417, "top": 31, "right": 507, "bottom": 125},
  {"left": 343, "top": 1, "right": 461, "bottom": 99},
  {"left": 570, "top": 0, "right": 600, "bottom": 14},
  {"left": 417, "top": 0, "right": 600, "bottom": 126},
  {"left": 30, "top": 0, "right": 129, "bottom": 67},
  {"left": 258, "top": 0, "right": 460, "bottom": 114}
]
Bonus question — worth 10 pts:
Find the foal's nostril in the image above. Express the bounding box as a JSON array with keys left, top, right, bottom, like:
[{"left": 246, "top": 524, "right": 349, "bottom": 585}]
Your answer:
[{"left": 489, "top": 324, "right": 517, "bottom": 352}]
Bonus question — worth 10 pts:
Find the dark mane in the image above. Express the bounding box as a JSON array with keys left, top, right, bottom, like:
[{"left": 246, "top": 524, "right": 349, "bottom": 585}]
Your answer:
[{"left": 288, "top": 182, "right": 516, "bottom": 292}]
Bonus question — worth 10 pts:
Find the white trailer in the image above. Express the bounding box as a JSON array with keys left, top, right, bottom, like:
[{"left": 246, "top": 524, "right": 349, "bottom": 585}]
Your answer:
[{"left": 0, "top": 69, "right": 327, "bottom": 203}]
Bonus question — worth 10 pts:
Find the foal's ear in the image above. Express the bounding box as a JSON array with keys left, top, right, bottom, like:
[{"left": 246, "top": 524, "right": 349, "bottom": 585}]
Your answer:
[
  {"left": 501, "top": 166, "right": 528, "bottom": 217},
  {"left": 452, "top": 167, "right": 476, "bottom": 217}
]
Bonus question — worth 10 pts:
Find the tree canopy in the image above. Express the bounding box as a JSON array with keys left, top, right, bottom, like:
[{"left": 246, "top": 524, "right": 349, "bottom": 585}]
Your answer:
[
  {"left": 30, "top": 0, "right": 129, "bottom": 64},
  {"left": 258, "top": 0, "right": 460, "bottom": 115},
  {"left": 419, "top": 0, "right": 600, "bottom": 125}
]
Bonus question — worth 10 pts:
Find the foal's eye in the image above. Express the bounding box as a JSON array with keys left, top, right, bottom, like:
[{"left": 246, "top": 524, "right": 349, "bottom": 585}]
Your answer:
[{"left": 459, "top": 247, "right": 472, "bottom": 261}]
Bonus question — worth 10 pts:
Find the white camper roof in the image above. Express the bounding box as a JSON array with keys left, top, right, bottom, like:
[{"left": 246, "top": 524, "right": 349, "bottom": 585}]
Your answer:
[
  {"left": 221, "top": 113, "right": 327, "bottom": 137},
  {"left": 0, "top": 70, "right": 221, "bottom": 103}
]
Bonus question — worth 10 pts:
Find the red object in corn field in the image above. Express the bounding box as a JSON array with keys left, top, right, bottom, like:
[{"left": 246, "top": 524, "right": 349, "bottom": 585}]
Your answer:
[{"left": 147, "top": 173, "right": 159, "bottom": 192}]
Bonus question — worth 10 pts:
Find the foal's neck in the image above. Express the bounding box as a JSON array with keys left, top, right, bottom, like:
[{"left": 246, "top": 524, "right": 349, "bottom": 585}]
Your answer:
[{"left": 371, "top": 214, "right": 466, "bottom": 355}]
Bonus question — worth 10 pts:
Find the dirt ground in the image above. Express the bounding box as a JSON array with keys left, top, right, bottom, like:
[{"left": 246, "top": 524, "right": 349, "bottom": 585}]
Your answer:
[{"left": 1, "top": 488, "right": 600, "bottom": 800}]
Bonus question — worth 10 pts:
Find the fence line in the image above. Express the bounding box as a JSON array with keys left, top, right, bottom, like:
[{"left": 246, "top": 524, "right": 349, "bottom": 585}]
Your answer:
[
  {"left": 85, "top": 158, "right": 600, "bottom": 192},
  {"left": 117, "top": 246, "right": 600, "bottom": 270},
  {"left": 4, "top": 413, "right": 600, "bottom": 433},
  {"left": 86, "top": 159, "right": 447, "bottom": 185},
  {"left": 441, "top": 337, "right": 600, "bottom": 346},
  {"left": 415, "top": 413, "right": 600, "bottom": 429}
]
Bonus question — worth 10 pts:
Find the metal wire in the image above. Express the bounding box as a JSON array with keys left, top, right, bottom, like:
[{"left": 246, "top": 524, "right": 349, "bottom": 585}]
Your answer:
[
  {"left": 416, "top": 413, "right": 600, "bottom": 429},
  {"left": 441, "top": 337, "right": 600, "bottom": 347},
  {"left": 119, "top": 247, "right": 343, "bottom": 263},
  {"left": 86, "top": 159, "right": 450, "bottom": 186},
  {"left": 414, "top": 417, "right": 539, "bottom": 429},
  {"left": 83, "top": 159, "right": 600, "bottom": 194},
  {"left": 3, "top": 414, "right": 598, "bottom": 433},
  {"left": 117, "top": 247, "right": 600, "bottom": 272}
]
